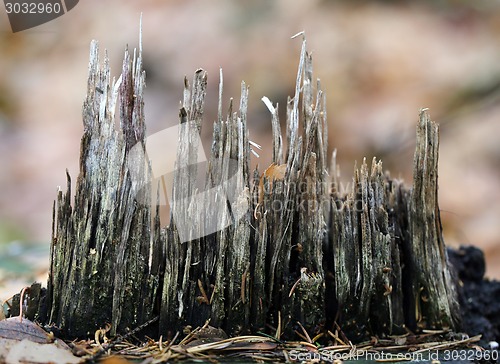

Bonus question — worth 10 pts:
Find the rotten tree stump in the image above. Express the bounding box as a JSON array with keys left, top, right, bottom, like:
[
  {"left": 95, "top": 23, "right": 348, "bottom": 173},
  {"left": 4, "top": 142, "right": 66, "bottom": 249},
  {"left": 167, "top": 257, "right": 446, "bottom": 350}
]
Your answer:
[{"left": 11, "top": 35, "right": 460, "bottom": 341}]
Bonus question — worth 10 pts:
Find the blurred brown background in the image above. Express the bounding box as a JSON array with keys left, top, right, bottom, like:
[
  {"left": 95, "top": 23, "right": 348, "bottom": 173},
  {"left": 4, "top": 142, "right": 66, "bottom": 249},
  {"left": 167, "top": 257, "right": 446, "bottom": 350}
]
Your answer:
[{"left": 1, "top": 0, "right": 500, "bottom": 298}]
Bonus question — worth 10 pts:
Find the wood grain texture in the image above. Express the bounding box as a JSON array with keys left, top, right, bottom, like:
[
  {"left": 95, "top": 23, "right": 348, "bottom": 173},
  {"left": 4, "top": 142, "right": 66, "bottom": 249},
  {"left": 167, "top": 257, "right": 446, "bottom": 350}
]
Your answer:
[{"left": 13, "top": 37, "right": 459, "bottom": 341}]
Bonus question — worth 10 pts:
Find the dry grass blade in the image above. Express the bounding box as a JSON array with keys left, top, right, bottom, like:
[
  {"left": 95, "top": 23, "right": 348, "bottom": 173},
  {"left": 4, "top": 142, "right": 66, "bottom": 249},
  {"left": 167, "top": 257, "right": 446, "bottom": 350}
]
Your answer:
[
  {"left": 80, "top": 324, "right": 486, "bottom": 363},
  {"left": 297, "top": 321, "right": 312, "bottom": 343},
  {"left": 411, "top": 334, "right": 481, "bottom": 354},
  {"left": 183, "top": 335, "right": 277, "bottom": 354},
  {"left": 86, "top": 316, "right": 159, "bottom": 361},
  {"left": 328, "top": 329, "right": 348, "bottom": 346},
  {"left": 178, "top": 319, "right": 210, "bottom": 345},
  {"left": 185, "top": 340, "right": 234, "bottom": 353}
]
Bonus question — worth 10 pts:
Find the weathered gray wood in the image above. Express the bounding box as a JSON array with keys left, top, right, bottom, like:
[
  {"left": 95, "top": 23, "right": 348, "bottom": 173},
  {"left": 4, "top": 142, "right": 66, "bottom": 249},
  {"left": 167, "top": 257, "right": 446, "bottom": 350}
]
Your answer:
[
  {"left": 46, "top": 41, "right": 157, "bottom": 337},
  {"left": 328, "top": 110, "right": 459, "bottom": 339},
  {"left": 406, "top": 110, "right": 460, "bottom": 330},
  {"left": 13, "top": 35, "right": 460, "bottom": 342}
]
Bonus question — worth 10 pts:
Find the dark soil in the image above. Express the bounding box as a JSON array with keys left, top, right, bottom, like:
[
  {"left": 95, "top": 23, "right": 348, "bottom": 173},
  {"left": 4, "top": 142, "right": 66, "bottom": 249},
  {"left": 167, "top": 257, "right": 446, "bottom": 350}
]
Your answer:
[{"left": 448, "top": 245, "right": 500, "bottom": 347}]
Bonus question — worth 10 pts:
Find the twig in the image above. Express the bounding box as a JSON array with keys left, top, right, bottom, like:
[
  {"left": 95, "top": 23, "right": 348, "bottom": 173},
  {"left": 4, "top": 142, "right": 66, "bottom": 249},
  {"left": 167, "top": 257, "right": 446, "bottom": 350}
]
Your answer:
[{"left": 86, "top": 316, "right": 159, "bottom": 362}]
